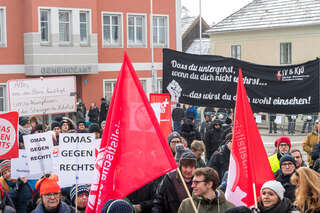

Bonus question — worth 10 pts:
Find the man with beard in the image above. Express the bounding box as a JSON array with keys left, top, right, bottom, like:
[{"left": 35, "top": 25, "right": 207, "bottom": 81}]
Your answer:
[{"left": 152, "top": 152, "right": 197, "bottom": 213}]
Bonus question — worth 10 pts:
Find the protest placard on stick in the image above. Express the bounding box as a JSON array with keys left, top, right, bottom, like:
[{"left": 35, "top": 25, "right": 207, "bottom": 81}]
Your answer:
[{"left": 58, "top": 133, "right": 96, "bottom": 187}]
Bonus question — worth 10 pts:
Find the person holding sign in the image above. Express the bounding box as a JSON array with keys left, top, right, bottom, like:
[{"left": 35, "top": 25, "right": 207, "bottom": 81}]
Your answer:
[
  {"left": 34, "top": 173, "right": 74, "bottom": 213},
  {"left": 0, "top": 160, "right": 34, "bottom": 213}
]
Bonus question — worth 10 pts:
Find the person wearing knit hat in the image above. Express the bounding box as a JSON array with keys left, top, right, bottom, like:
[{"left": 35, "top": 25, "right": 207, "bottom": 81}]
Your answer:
[
  {"left": 101, "top": 199, "right": 133, "bottom": 213},
  {"left": 257, "top": 180, "right": 297, "bottom": 213},
  {"left": 0, "top": 160, "right": 34, "bottom": 212},
  {"left": 89, "top": 123, "right": 101, "bottom": 139},
  {"left": 152, "top": 151, "right": 196, "bottom": 213},
  {"left": 69, "top": 184, "right": 89, "bottom": 212},
  {"left": 168, "top": 131, "right": 182, "bottom": 155},
  {"left": 77, "top": 120, "right": 88, "bottom": 133},
  {"left": 274, "top": 153, "right": 297, "bottom": 203},
  {"left": 0, "top": 160, "right": 15, "bottom": 193},
  {"left": 34, "top": 173, "right": 72, "bottom": 212},
  {"left": 268, "top": 136, "right": 291, "bottom": 173}
]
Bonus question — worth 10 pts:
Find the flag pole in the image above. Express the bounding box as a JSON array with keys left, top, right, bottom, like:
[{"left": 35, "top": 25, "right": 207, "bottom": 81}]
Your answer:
[
  {"left": 252, "top": 183, "right": 258, "bottom": 208},
  {"left": 177, "top": 168, "right": 198, "bottom": 213},
  {"left": 75, "top": 183, "right": 78, "bottom": 213}
]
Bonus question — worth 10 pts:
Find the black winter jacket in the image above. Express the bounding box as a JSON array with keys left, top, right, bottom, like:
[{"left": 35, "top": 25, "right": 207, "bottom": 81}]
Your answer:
[
  {"left": 152, "top": 170, "right": 192, "bottom": 213},
  {"left": 275, "top": 171, "right": 296, "bottom": 203},
  {"left": 258, "top": 197, "right": 298, "bottom": 213},
  {"left": 207, "top": 146, "right": 230, "bottom": 181},
  {"left": 204, "top": 122, "right": 224, "bottom": 160}
]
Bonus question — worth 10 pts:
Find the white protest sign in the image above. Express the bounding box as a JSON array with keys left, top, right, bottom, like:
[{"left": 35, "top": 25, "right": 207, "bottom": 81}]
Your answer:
[
  {"left": 254, "top": 113, "right": 262, "bottom": 124},
  {"left": 8, "top": 76, "right": 76, "bottom": 116},
  {"left": 11, "top": 150, "right": 44, "bottom": 179},
  {"left": 23, "top": 133, "right": 54, "bottom": 175},
  {"left": 58, "top": 133, "right": 96, "bottom": 187},
  {"left": 275, "top": 115, "right": 282, "bottom": 124}
]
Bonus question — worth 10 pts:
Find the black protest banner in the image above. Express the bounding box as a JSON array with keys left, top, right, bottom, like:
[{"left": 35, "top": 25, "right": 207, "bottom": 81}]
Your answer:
[{"left": 163, "top": 49, "right": 320, "bottom": 114}]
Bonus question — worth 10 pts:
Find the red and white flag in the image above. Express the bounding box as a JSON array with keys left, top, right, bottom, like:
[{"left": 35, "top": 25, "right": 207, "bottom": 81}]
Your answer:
[
  {"left": 0, "top": 112, "right": 19, "bottom": 160},
  {"left": 226, "top": 69, "right": 274, "bottom": 207},
  {"left": 86, "top": 53, "right": 177, "bottom": 213},
  {"left": 150, "top": 93, "right": 172, "bottom": 140}
]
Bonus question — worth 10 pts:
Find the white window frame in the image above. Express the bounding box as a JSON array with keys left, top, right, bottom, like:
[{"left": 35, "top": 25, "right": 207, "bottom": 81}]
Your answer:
[
  {"left": 280, "top": 42, "right": 292, "bottom": 64},
  {"left": 102, "top": 12, "right": 123, "bottom": 48},
  {"left": 127, "top": 13, "right": 147, "bottom": 48},
  {"left": 0, "top": 7, "right": 7, "bottom": 48},
  {"left": 79, "top": 10, "right": 90, "bottom": 46},
  {"left": 59, "top": 10, "right": 72, "bottom": 45},
  {"left": 157, "top": 78, "right": 163, "bottom": 93},
  {"left": 231, "top": 45, "right": 241, "bottom": 60},
  {"left": 151, "top": 14, "right": 169, "bottom": 48},
  {"left": 39, "top": 9, "right": 51, "bottom": 45},
  {"left": 0, "top": 83, "right": 7, "bottom": 112},
  {"left": 103, "top": 80, "right": 117, "bottom": 102}
]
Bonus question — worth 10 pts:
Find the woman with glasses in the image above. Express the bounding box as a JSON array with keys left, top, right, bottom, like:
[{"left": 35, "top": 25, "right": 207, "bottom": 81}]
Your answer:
[
  {"left": 33, "top": 173, "right": 74, "bottom": 213},
  {"left": 291, "top": 167, "right": 320, "bottom": 213}
]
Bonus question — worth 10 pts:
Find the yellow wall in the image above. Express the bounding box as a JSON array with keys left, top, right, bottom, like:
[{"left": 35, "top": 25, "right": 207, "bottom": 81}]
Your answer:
[{"left": 210, "top": 25, "right": 320, "bottom": 65}]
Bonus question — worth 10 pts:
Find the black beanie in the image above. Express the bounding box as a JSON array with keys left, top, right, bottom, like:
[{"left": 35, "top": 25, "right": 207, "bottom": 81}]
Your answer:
[
  {"left": 19, "top": 117, "right": 29, "bottom": 126},
  {"left": 225, "top": 206, "right": 252, "bottom": 213},
  {"left": 51, "top": 121, "right": 60, "bottom": 130},
  {"left": 89, "top": 123, "right": 100, "bottom": 133},
  {"left": 101, "top": 199, "right": 133, "bottom": 213},
  {"left": 280, "top": 153, "right": 296, "bottom": 167}
]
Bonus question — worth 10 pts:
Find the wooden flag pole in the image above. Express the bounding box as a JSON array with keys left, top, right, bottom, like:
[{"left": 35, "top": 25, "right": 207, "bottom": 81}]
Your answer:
[
  {"left": 253, "top": 183, "right": 258, "bottom": 209},
  {"left": 177, "top": 168, "right": 198, "bottom": 213},
  {"left": 75, "top": 184, "right": 78, "bottom": 213}
]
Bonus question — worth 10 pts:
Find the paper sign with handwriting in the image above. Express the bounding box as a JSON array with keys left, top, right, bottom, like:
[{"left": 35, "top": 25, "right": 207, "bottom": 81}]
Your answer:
[{"left": 8, "top": 77, "right": 76, "bottom": 116}]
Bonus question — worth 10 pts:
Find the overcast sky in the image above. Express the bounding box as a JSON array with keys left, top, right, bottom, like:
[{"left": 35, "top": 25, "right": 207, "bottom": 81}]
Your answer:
[{"left": 182, "top": 0, "right": 253, "bottom": 25}]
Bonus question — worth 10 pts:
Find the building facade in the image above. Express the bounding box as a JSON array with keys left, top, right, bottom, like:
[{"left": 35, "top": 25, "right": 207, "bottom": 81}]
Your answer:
[
  {"left": 207, "top": 0, "right": 320, "bottom": 65},
  {"left": 0, "top": 0, "right": 179, "bottom": 111}
]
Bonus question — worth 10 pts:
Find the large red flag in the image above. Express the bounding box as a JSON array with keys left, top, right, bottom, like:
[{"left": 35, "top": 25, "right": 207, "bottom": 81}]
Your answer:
[
  {"left": 225, "top": 69, "right": 274, "bottom": 207},
  {"left": 86, "top": 53, "right": 177, "bottom": 213}
]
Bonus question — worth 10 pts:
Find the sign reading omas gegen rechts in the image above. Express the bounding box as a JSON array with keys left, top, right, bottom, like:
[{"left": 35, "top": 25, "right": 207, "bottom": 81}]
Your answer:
[{"left": 8, "top": 76, "right": 76, "bottom": 116}]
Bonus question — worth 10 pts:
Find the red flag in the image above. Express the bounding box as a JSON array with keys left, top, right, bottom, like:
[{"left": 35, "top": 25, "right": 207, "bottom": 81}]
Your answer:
[
  {"left": 226, "top": 69, "right": 274, "bottom": 207},
  {"left": 150, "top": 93, "right": 172, "bottom": 140},
  {"left": 0, "top": 112, "right": 19, "bottom": 160},
  {"left": 86, "top": 53, "right": 177, "bottom": 213}
]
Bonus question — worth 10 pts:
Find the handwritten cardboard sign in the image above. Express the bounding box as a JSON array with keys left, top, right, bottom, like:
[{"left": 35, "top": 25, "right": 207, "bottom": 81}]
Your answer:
[{"left": 8, "top": 76, "right": 76, "bottom": 116}]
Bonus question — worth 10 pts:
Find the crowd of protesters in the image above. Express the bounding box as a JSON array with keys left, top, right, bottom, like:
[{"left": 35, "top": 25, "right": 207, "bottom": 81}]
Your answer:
[{"left": 1, "top": 102, "right": 320, "bottom": 213}]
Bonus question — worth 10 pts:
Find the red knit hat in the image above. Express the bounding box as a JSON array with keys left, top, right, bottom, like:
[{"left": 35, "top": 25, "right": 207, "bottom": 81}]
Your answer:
[
  {"left": 274, "top": 136, "right": 291, "bottom": 149},
  {"left": 35, "top": 173, "right": 61, "bottom": 195},
  {"left": 0, "top": 160, "right": 11, "bottom": 175}
]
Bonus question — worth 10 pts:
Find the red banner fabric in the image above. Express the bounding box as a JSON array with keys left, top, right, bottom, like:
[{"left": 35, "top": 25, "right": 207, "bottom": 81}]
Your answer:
[
  {"left": 86, "top": 53, "right": 177, "bottom": 213},
  {"left": 226, "top": 69, "right": 274, "bottom": 207}
]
